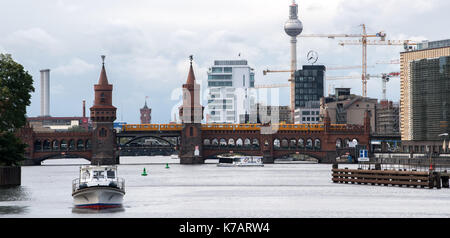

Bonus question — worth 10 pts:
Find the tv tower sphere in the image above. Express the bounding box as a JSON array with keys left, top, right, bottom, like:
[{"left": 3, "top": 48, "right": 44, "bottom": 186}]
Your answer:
[{"left": 284, "top": 1, "right": 303, "bottom": 37}]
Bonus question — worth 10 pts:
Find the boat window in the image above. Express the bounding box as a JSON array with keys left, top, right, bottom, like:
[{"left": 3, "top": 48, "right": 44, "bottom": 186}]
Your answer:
[
  {"left": 93, "top": 171, "right": 104, "bottom": 179},
  {"left": 82, "top": 170, "right": 90, "bottom": 180},
  {"left": 107, "top": 170, "right": 115, "bottom": 179}
]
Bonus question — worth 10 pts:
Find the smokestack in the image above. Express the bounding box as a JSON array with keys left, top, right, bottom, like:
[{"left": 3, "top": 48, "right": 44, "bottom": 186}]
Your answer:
[
  {"left": 83, "top": 99, "right": 86, "bottom": 118},
  {"left": 40, "top": 69, "right": 50, "bottom": 117}
]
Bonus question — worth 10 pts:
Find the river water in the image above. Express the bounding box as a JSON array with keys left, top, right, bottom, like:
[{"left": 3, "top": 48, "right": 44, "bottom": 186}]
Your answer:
[{"left": 0, "top": 156, "right": 449, "bottom": 218}]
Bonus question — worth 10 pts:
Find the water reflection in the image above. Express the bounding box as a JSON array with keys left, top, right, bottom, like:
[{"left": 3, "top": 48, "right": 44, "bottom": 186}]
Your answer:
[
  {"left": 72, "top": 207, "right": 125, "bottom": 214},
  {"left": 0, "top": 186, "right": 31, "bottom": 201},
  {"left": 0, "top": 205, "right": 28, "bottom": 215}
]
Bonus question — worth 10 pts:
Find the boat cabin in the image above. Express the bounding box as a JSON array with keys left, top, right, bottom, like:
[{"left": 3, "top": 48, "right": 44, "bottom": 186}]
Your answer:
[{"left": 79, "top": 165, "right": 119, "bottom": 185}]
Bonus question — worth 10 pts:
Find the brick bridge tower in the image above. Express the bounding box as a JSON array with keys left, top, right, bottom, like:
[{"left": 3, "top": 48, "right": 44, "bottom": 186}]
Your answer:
[
  {"left": 179, "top": 56, "right": 204, "bottom": 164},
  {"left": 90, "top": 55, "right": 119, "bottom": 165}
]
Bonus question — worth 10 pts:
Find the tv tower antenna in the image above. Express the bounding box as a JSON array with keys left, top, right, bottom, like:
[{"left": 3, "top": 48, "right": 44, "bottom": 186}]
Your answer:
[{"left": 284, "top": 0, "right": 303, "bottom": 122}]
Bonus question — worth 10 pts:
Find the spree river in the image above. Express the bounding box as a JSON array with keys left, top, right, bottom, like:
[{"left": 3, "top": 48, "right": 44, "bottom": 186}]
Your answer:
[{"left": 1, "top": 156, "right": 450, "bottom": 218}]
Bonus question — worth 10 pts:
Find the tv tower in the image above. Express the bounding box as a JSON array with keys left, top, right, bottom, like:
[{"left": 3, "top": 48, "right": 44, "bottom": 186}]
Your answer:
[{"left": 284, "top": 0, "right": 303, "bottom": 121}]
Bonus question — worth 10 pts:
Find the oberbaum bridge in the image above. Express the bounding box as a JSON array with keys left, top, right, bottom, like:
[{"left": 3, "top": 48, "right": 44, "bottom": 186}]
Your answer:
[{"left": 17, "top": 57, "right": 371, "bottom": 166}]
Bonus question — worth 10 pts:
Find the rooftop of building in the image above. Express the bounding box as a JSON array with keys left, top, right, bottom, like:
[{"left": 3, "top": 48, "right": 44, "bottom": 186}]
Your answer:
[
  {"left": 402, "top": 39, "right": 450, "bottom": 54},
  {"left": 213, "top": 60, "right": 248, "bottom": 66},
  {"left": 417, "top": 39, "right": 450, "bottom": 50},
  {"left": 27, "top": 116, "right": 86, "bottom": 121}
]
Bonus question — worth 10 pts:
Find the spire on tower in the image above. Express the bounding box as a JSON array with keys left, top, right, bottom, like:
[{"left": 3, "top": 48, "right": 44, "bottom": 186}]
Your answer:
[
  {"left": 186, "top": 55, "right": 196, "bottom": 85},
  {"left": 98, "top": 55, "right": 110, "bottom": 86}
]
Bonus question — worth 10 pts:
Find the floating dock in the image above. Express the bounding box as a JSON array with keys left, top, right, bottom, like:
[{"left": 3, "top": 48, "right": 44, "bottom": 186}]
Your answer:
[{"left": 332, "top": 164, "right": 449, "bottom": 189}]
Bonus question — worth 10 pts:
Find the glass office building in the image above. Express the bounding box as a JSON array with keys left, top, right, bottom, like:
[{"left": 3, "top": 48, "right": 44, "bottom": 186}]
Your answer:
[
  {"left": 294, "top": 65, "right": 325, "bottom": 108},
  {"left": 410, "top": 56, "right": 450, "bottom": 141}
]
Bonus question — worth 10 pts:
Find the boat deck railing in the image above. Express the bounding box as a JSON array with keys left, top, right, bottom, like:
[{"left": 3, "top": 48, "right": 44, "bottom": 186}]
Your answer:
[{"left": 72, "top": 177, "right": 125, "bottom": 193}]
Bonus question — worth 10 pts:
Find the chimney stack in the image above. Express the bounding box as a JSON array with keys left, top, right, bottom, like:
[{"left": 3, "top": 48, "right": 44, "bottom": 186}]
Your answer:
[
  {"left": 40, "top": 69, "right": 50, "bottom": 117},
  {"left": 83, "top": 99, "right": 86, "bottom": 118}
]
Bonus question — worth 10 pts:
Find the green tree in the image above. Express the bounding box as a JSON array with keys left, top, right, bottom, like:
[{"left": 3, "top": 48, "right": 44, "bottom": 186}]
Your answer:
[
  {"left": 68, "top": 125, "right": 87, "bottom": 132},
  {"left": 0, "top": 54, "right": 34, "bottom": 166}
]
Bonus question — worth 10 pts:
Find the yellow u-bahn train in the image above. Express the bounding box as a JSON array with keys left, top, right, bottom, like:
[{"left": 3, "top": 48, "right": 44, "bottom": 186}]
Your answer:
[
  {"left": 122, "top": 124, "right": 183, "bottom": 132},
  {"left": 121, "top": 123, "right": 338, "bottom": 132}
]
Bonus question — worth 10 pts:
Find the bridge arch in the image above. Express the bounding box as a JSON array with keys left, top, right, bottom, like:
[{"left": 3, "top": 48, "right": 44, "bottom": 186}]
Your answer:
[
  {"left": 336, "top": 138, "right": 343, "bottom": 149},
  {"left": 52, "top": 140, "right": 59, "bottom": 151},
  {"left": 281, "top": 138, "right": 289, "bottom": 148},
  {"left": 306, "top": 138, "right": 313, "bottom": 150},
  {"left": 289, "top": 138, "right": 296, "bottom": 148},
  {"left": 273, "top": 138, "right": 280, "bottom": 149},
  {"left": 236, "top": 138, "right": 243, "bottom": 147},
  {"left": 68, "top": 139, "right": 75, "bottom": 151},
  {"left": 203, "top": 151, "right": 258, "bottom": 160},
  {"left": 298, "top": 138, "right": 304, "bottom": 149},
  {"left": 273, "top": 151, "right": 322, "bottom": 163},
  {"left": 314, "top": 139, "right": 321, "bottom": 150},
  {"left": 34, "top": 153, "right": 92, "bottom": 165},
  {"left": 122, "top": 135, "right": 175, "bottom": 147},
  {"left": 43, "top": 139, "right": 51, "bottom": 151}
]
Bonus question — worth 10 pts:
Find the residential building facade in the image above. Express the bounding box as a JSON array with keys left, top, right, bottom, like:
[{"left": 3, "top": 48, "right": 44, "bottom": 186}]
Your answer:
[
  {"left": 206, "top": 60, "right": 256, "bottom": 123},
  {"left": 294, "top": 101, "right": 320, "bottom": 124}
]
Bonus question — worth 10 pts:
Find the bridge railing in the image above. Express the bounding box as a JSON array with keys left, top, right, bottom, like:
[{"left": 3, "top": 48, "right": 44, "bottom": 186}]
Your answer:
[
  {"left": 72, "top": 177, "right": 125, "bottom": 193},
  {"left": 365, "top": 157, "right": 450, "bottom": 173}
]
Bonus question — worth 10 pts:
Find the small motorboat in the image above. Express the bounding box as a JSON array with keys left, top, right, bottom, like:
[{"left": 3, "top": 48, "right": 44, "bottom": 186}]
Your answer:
[
  {"left": 217, "top": 155, "right": 264, "bottom": 167},
  {"left": 72, "top": 165, "right": 125, "bottom": 210}
]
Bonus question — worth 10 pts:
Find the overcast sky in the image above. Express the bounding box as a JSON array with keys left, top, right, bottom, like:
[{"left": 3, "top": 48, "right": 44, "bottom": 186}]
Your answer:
[{"left": 0, "top": 0, "right": 448, "bottom": 123}]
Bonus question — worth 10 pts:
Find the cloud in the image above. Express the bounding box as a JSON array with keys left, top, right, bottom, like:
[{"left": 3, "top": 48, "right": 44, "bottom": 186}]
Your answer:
[
  {"left": 53, "top": 58, "right": 96, "bottom": 75},
  {"left": 0, "top": 0, "right": 447, "bottom": 123},
  {"left": 2, "top": 28, "right": 64, "bottom": 54}
]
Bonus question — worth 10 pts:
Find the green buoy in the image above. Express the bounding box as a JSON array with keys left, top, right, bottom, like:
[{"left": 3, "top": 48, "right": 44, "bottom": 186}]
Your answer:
[
  {"left": 165, "top": 163, "right": 170, "bottom": 169},
  {"left": 142, "top": 168, "right": 148, "bottom": 176}
]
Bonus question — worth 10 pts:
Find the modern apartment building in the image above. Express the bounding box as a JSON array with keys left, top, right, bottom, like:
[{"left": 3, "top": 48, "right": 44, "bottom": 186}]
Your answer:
[
  {"left": 206, "top": 60, "right": 255, "bottom": 123},
  {"left": 400, "top": 39, "right": 450, "bottom": 142}
]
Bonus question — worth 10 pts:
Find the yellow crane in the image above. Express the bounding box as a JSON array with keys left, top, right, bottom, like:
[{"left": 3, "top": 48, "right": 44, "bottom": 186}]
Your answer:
[
  {"left": 299, "top": 24, "right": 386, "bottom": 98},
  {"left": 338, "top": 39, "right": 417, "bottom": 96},
  {"left": 257, "top": 72, "right": 400, "bottom": 101},
  {"left": 262, "top": 65, "right": 373, "bottom": 76}
]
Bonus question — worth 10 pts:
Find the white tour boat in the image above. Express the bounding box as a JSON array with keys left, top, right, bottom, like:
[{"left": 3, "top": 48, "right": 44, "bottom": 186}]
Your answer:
[
  {"left": 72, "top": 165, "right": 125, "bottom": 210},
  {"left": 217, "top": 155, "right": 264, "bottom": 167}
]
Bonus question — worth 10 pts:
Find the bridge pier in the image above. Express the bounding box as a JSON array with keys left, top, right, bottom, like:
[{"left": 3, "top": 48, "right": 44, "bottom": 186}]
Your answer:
[
  {"left": 263, "top": 155, "right": 274, "bottom": 164},
  {"left": 180, "top": 156, "right": 204, "bottom": 164}
]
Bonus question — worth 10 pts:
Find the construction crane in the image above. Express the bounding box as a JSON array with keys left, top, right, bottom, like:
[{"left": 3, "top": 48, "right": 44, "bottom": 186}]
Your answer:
[
  {"left": 338, "top": 38, "right": 417, "bottom": 97},
  {"left": 299, "top": 24, "right": 387, "bottom": 98},
  {"left": 366, "top": 72, "right": 400, "bottom": 101},
  {"left": 257, "top": 72, "right": 400, "bottom": 101},
  {"left": 255, "top": 75, "right": 361, "bottom": 88},
  {"left": 262, "top": 65, "right": 373, "bottom": 76},
  {"left": 376, "top": 59, "right": 400, "bottom": 65},
  {"left": 339, "top": 39, "right": 417, "bottom": 50}
]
